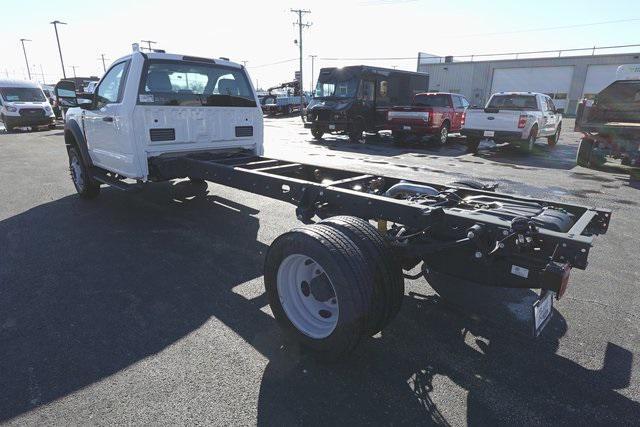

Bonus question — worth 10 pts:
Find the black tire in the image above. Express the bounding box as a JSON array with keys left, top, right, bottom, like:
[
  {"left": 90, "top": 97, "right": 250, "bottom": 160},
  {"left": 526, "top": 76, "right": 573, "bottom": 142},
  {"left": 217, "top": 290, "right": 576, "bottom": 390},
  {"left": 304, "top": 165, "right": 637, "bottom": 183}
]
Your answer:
[
  {"left": 547, "top": 123, "right": 561, "bottom": 146},
  {"left": 522, "top": 126, "right": 538, "bottom": 153},
  {"left": 311, "top": 128, "right": 324, "bottom": 140},
  {"left": 68, "top": 145, "right": 100, "bottom": 199},
  {"left": 264, "top": 224, "right": 375, "bottom": 360},
  {"left": 49, "top": 124, "right": 57, "bottom": 130},
  {"left": 466, "top": 137, "right": 480, "bottom": 153},
  {"left": 576, "top": 138, "right": 594, "bottom": 167},
  {"left": 392, "top": 131, "right": 404, "bottom": 144},
  {"left": 434, "top": 122, "right": 449, "bottom": 145},
  {"left": 320, "top": 216, "right": 404, "bottom": 335},
  {"left": 349, "top": 119, "right": 364, "bottom": 143},
  {"left": 187, "top": 177, "right": 207, "bottom": 185},
  {"left": 1, "top": 115, "right": 14, "bottom": 133},
  {"left": 391, "top": 130, "right": 406, "bottom": 145}
]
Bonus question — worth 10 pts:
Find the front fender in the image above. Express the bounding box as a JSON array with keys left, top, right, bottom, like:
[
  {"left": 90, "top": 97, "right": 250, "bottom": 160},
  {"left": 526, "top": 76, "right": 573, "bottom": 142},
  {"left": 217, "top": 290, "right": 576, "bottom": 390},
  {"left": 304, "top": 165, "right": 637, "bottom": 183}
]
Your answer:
[{"left": 64, "top": 117, "right": 93, "bottom": 167}]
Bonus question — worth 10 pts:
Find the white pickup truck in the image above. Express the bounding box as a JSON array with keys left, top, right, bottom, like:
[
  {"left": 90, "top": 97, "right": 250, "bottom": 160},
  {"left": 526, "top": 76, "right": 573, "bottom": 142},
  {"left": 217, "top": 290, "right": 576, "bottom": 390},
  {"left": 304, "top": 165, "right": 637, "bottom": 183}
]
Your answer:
[
  {"left": 57, "top": 47, "right": 263, "bottom": 197},
  {"left": 462, "top": 92, "right": 562, "bottom": 154}
]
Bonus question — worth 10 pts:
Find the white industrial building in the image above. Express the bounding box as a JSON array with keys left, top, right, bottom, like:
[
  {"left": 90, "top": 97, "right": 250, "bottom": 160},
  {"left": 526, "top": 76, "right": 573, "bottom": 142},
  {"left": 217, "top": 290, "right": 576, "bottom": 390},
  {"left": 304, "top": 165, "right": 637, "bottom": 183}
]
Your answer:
[{"left": 416, "top": 48, "right": 640, "bottom": 115}]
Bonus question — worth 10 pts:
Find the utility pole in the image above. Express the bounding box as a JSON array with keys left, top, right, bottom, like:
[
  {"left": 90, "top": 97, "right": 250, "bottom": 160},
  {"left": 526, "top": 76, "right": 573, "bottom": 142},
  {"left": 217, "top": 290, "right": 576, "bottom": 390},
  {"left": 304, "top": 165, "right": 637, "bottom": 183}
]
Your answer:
[
  {"left": 309, "top": 54, "right": 317, "bottom": 94},
  {"left": 50, "top": 20, "right": 67, "bottom": 79},
  {"left": 39, "top": 64, "right": 46, "bottom": 84},
  {"left": 291, "top": 9, "right": 311, "bottom": 113},
  {"left": 241, "top": 60, "right": 248, "bottom": 67},
  {"left": 99, "top": 54, "right": 109, "bottom": 73},
  {"left": 20, "top": 38, "right": 32, "bottom": 80},
  {"left": 70, "top": 65, "right": 78, "bottom": 80},
  {"left": 141, "top": 40, "right": 156, "bottom": 52}
]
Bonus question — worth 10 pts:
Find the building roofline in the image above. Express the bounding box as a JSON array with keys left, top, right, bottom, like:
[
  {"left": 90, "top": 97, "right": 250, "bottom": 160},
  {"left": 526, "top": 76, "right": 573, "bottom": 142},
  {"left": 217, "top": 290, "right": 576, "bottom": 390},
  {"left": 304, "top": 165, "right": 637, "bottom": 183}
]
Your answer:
[{"left": 420, "top": 51, "right": 640, "bottom": 66}]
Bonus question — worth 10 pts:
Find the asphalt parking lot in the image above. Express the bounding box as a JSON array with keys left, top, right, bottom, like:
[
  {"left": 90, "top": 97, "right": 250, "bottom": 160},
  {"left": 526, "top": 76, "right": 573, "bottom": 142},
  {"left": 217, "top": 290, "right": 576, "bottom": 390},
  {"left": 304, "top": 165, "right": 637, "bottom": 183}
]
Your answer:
[{"left": 1, "top": 117, "right": 639, "bottom": 425}]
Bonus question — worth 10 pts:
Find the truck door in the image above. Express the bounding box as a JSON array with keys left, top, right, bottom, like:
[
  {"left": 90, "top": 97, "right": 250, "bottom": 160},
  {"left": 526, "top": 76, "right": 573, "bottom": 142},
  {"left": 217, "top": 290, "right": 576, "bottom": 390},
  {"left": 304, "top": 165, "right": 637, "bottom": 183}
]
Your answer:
[
  {"left": 374, "top": 79, "right": 390, "bottom": 129},
  {"left": 360, "top": 79, "right": 376, "bottom": 128},
  {"left": 83, "top": 60, "right": 135, "bottom": 175}
]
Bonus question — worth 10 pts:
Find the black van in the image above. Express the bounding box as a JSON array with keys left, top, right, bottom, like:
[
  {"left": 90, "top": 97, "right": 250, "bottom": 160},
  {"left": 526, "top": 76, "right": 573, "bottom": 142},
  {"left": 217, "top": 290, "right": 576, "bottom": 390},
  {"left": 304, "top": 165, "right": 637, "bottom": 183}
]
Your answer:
[{"left": 304, "top": 65, "right": 429, "bottom": 141}]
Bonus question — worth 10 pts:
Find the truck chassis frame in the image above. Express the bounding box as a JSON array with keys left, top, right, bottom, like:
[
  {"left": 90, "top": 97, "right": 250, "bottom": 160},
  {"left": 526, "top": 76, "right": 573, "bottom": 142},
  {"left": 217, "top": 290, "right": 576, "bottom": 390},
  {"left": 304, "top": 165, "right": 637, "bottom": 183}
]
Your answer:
[{"left": 149, "top": 150, "right": 610, "bottom": 297}]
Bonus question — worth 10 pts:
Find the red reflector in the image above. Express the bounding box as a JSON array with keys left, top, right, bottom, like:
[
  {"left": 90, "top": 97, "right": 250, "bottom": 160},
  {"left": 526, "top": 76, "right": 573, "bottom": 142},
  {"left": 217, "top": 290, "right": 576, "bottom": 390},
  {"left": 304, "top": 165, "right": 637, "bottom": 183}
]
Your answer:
[{"left": 518, "top": 115, "right": 527, "bottom": 129}]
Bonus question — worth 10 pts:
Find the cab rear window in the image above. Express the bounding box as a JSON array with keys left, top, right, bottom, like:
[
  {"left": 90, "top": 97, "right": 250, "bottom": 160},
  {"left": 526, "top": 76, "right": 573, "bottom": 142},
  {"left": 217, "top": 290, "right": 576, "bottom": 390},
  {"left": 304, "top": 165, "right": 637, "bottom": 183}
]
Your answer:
[{"left": 138, "top": 60, "right": 256, "bottom": 107}]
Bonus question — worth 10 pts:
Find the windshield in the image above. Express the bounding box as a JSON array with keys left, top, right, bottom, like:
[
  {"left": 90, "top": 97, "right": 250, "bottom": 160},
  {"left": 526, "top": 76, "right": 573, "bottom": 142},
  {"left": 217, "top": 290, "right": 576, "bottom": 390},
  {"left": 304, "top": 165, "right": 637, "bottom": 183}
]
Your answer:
[
  {"left": 413, "top": 94, "right": 450, "bottom": 107},
  {"left": 139, "top": 60, "right": 256, "bottom": 107},
  {"left": 314, "top": 77, "right": 358, "bottom": 99},
  {"left": 487, "top": 95, "right": 537, "bottom": 110},
  {"left": 0, "top": 87, "right": 46, "bottom": 103}
]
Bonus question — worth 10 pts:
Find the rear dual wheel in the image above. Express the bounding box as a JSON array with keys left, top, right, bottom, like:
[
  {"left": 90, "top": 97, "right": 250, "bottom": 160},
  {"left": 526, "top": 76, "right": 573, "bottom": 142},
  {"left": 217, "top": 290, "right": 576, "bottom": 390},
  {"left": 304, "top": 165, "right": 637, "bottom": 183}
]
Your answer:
[{"left": 264, "top": 216, "right": 404, "bottom": 359}]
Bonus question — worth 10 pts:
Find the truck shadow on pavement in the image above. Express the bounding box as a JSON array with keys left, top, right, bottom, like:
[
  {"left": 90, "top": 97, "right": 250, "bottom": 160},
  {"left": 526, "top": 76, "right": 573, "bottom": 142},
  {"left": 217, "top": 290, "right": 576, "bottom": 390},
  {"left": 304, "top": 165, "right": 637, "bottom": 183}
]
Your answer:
[
  {"left": 1, "top": 183, "right": 637, "bottom": 424},
  {"left": 257, "top": 288, "right": 639, "bottom": 425}
]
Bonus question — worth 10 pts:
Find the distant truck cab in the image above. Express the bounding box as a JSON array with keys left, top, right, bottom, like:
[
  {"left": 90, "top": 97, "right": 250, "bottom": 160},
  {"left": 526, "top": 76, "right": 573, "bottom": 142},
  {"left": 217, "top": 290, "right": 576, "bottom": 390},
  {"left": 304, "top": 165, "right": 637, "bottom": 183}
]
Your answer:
[
  {"left": 0, "top": 79, "right": 56, "bottom": 132},
  {"left": 304, "top": 66, "right": 428, "bottom": 142}
]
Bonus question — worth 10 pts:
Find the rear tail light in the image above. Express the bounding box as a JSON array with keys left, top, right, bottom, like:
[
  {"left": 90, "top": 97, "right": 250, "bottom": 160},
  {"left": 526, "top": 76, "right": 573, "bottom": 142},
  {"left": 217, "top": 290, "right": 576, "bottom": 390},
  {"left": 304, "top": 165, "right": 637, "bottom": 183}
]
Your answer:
[
  {"left": 461, "top": 112, "right": 466, "bottom": 126},
  {"left": 518, "top": 114, "right": 527, "bottom": 129},
  {"left": 542, "top": 262, "right": 571, "bottom": 299}
]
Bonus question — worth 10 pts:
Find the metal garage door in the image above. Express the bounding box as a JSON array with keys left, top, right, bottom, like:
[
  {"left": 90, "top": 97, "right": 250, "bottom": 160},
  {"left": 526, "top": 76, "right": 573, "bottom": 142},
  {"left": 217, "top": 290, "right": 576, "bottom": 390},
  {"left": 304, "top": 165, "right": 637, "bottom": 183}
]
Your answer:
[
  {"left": 582, "top": 64, "right": 622, "bottom": 100},
  {"left": 491, "top": 66, "right": 574, "bottom": 110}
]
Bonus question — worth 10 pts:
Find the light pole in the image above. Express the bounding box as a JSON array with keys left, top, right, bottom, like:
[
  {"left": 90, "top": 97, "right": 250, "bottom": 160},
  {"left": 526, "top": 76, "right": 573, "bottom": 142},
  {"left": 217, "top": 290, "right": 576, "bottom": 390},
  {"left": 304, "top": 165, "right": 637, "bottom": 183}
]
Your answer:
[
  {"left": 141, "top": 40, "right": 156, "bottom": 52},
  {"left": 309, "top": 54, "right": 317, "bottom": 94},
  {"left": 20, "top": 38, "right": 32, "bottom": 80},
  {"left": 99, "top": 54, "right": 109, "bottom": 73},
  {"left": 69, "top": 65, "right": 78, "bottom": 80},
  {"left": 50, "top": 20, "right": 67, "bottom": 79}
]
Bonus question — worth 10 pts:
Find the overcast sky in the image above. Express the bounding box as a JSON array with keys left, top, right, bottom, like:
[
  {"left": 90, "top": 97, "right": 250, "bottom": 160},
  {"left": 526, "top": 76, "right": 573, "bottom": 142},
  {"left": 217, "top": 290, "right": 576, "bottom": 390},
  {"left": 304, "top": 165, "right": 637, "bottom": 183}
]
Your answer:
[{"left": 1, "top": 0, "right": 639, "bottom": 90}]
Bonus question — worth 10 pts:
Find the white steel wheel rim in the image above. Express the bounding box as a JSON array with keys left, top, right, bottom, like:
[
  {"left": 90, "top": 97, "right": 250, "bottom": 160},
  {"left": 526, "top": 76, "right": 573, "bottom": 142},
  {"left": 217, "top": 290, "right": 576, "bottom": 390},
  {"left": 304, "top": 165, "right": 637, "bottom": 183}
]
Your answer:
[
  {"left": 70, "top": 155, "right": 85, "bottom": 190},
  {"left": 276, "top": 254, "right": 339, "bottom": 339},
  {"left": 440, "top": 127, "right": 448, "bottom": 144},
  {"left": 528, "top": 134, "right": 536, "bottom": 151}
]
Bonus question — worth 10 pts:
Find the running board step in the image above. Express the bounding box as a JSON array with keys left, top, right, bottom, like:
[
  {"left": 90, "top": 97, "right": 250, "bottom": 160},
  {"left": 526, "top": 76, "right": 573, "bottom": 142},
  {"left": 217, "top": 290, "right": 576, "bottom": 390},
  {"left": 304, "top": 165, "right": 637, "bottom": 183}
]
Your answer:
[{"left": 91, "top": 169, "right": 143, "bottom": 192}]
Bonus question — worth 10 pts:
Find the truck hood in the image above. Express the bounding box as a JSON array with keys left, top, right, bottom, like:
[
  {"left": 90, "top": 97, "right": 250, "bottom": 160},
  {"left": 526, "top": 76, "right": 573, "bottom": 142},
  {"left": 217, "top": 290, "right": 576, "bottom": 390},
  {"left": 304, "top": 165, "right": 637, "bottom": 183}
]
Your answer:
[{"left": 307, "top": 98, "right": 354, "bottom": 112}]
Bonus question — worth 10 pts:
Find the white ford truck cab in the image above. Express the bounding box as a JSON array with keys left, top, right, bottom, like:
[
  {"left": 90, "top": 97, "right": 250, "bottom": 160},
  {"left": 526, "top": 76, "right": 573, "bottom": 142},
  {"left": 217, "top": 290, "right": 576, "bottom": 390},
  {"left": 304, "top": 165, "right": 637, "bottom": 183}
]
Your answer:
[
  {"left": 58, "top": 48, "right": 263, "bottom": 197},
  {"left": 462, "top": 92, "right": 562, "bottom": 154}
]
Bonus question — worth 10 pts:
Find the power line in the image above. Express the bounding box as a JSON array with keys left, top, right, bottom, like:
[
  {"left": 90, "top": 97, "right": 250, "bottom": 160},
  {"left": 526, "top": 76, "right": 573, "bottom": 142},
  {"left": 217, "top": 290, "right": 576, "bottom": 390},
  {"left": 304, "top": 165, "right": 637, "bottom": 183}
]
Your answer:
[
  {"left": 251, "top": 58, "right": 299, "bottom": 68},
  {"left": 456, "top": 17, "right": 640, "bottom": 38}
]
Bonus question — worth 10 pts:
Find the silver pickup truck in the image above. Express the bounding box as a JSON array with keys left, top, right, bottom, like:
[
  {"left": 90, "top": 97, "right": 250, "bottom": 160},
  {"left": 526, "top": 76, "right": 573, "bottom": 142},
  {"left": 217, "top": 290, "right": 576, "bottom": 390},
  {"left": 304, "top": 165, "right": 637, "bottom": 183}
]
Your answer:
[{"left": 462, "top": 92, "right": 562, "bottom": 154}]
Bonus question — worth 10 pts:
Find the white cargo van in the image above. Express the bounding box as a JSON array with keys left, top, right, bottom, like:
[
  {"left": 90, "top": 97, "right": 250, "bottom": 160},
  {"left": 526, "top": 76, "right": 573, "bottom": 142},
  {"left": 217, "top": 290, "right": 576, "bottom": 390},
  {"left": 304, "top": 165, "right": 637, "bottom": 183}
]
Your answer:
[{"left": 0, "top": 80, "right": 56, "bottom": 132}]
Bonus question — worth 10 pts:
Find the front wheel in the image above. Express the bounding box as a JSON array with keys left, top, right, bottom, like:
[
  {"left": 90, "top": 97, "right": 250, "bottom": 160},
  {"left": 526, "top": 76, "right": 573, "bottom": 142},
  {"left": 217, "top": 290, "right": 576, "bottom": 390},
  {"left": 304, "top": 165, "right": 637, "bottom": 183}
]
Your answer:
[
  {"left": 68, "top": 146, "right": 100, "bottom": 199},
  {"left": 311, "top": 128, "right": 324, "bottom": 140},
  {"left": 349, "top": 120, "right": 364, "bottom": 143},
  {"left": 392, "top": 131, "right": 404, "bottom": 144}
]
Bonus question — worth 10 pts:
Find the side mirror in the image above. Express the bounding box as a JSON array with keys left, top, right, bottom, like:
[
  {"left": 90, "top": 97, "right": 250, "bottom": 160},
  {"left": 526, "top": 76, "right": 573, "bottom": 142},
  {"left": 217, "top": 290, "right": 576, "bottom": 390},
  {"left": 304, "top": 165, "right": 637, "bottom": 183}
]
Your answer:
[
  {"left": 55, "top": 80, "right": 78, "bottom": 107},
  {"left": 77, "top": 97, "right": 94, "bottom": 109}
]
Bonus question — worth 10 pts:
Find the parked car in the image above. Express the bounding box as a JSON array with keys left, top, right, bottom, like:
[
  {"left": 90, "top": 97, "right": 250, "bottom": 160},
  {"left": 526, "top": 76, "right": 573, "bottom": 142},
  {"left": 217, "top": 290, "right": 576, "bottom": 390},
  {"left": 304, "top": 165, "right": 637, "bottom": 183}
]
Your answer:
[
  {"left": 387, "top": 92, "right": 469, "bottom": 144},
  {"left": 462, "top": 92, "right": 562, "bottom": 154},
  {"left": 0, "top": 79, "right": 56, "bottom": 132},
  {"left": 574, "top": 66, "right": 640, "bottom": 167},
  {"left": 261, "top": 81, "right": 306, "bottom": 116},
  {"left": 304, "top": 66, "right": 429, "bottom": 142}
]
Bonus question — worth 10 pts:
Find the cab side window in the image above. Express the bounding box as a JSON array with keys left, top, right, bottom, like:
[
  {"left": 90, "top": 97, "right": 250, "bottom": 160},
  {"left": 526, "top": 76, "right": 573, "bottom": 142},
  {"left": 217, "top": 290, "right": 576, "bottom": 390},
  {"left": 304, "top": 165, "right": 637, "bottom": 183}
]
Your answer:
[
  {"left": 452, "top": 96, "right": 464, "bottom": 108},
  {"left": 547, "top": 98, "right": 557, "bottom": 112},
  {"left": 461, "top": 97, "right": 470, "bottom": 108},
  {"left": 96, "top": 61, "right": 129, "bottom": 108}
]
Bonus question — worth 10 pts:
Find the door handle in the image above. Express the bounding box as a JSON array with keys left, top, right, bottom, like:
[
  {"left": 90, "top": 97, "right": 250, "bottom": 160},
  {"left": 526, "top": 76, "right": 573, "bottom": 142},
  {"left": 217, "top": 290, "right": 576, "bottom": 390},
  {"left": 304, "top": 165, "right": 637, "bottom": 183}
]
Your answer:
[{"left": 102, "top": 116, "right": 114, "bottom": 122}]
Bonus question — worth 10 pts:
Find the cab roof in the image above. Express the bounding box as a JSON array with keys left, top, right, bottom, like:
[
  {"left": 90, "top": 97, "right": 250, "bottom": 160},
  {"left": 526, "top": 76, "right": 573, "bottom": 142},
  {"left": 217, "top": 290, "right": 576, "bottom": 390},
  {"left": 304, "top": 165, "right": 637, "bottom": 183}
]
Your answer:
[
  {"left": 111, "top": 51, "right": 243, "bottom": 69},
  {"left": 0, "top": 79, "right": 42, "bottom": 89}
]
